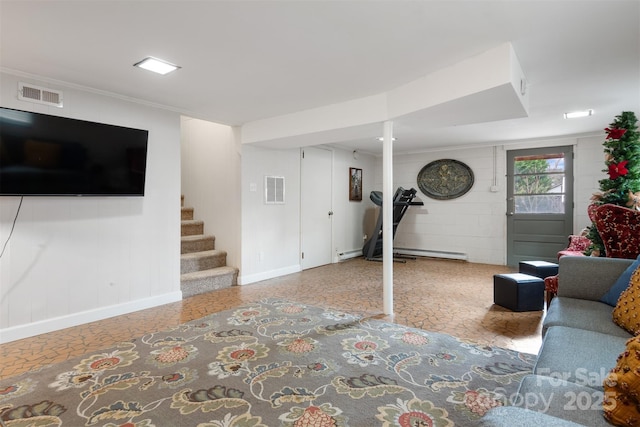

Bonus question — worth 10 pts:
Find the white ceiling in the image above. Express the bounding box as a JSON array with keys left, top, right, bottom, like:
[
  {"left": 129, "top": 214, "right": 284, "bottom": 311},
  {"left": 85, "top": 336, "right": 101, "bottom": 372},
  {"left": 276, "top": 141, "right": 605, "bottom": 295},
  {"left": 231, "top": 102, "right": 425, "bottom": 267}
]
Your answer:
[{"left": 1, "top": 1, "right": 639, "bottom": 154}]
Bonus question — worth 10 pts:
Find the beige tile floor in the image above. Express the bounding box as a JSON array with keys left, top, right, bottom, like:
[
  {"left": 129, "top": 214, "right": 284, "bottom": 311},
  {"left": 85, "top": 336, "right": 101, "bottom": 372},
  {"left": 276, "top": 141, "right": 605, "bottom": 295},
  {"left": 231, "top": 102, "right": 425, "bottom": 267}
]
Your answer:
[{"left": 0, "top": 257, "right": 543, "bottom": 380}]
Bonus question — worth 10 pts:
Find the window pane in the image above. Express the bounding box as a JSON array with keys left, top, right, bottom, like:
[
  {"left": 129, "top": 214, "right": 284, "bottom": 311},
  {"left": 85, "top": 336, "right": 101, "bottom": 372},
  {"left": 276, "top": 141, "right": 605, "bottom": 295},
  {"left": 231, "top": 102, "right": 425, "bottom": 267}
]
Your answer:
[
  {"left": 515, "top": 195, "right": 566, "bottom": 214},
  {"left": 514, "top": 154, "right": 565, "bottom": 174},
  {"left": 514, "top": 174, "right": 565, "bottom": 195}
]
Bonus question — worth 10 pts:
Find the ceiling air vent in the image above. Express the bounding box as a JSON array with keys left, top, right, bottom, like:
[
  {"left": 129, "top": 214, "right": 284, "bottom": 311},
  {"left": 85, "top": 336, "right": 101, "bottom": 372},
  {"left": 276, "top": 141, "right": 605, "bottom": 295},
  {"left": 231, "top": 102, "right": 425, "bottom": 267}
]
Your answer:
[{"left": 18, "top": 82, "right": 63, "bottom": 107}]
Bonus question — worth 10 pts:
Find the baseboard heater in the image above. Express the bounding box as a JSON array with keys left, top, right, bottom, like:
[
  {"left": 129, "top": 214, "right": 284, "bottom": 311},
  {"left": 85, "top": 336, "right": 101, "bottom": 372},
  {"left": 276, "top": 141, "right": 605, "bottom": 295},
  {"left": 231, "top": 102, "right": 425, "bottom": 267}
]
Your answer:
[
  {"left": 393, "top": 248, "right": 468, "bottom": 261},
  {"left": 337, "top": 249, "right": 362, "bottom": 261},
  {"left": 337, "top": 248, "right": 467, "bottom": 261}
]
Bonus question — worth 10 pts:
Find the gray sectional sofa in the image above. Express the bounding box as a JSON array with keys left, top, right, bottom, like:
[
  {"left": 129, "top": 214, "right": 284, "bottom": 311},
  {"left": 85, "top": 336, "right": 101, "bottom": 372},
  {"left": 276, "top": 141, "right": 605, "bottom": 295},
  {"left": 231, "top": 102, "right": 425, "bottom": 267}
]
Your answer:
[{"left": 481, "top": 256, "right": 635, "bottom": 426}]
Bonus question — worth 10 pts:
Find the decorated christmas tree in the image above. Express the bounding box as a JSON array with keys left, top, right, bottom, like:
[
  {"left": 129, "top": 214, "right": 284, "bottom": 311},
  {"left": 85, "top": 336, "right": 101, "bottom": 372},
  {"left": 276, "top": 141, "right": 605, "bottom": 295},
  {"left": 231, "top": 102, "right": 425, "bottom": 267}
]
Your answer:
[{"left": 586, "top": 111, "right": 640, "bottom": 255}]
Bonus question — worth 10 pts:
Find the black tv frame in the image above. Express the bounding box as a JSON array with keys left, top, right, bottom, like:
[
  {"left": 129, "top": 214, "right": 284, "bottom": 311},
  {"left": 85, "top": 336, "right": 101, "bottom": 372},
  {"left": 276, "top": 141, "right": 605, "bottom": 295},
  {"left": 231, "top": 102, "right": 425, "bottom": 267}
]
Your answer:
[{"left": 0, "top": 107, "right": 149, "bottom": 197}]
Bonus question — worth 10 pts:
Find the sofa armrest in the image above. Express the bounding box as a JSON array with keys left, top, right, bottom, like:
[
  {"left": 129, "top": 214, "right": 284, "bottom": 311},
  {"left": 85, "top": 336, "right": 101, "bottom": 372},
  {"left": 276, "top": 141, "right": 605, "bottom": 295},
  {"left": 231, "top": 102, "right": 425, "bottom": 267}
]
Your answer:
[{"left": 557, "top": 256, "right": 633, "bottom": 301}]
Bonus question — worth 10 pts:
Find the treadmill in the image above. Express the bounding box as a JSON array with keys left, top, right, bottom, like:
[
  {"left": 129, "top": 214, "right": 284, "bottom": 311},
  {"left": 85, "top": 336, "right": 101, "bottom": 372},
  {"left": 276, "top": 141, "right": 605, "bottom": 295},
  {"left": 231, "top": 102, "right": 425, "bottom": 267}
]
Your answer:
[{"left": 362, "top": 187, "right": 424, "bottom": 262}]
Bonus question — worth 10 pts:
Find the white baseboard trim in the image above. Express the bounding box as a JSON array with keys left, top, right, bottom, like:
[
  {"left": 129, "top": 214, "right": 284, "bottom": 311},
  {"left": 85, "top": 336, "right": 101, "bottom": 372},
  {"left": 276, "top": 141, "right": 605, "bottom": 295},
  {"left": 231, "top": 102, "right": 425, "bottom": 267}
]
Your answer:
[
  {"left": 0, "top": 291, "right": 183, "bottom": 344},
  {"left": 238, "top": 264, "right": 301, "bottom": 285},
  {"left": 394, "top": 248, "right": 468, "bottom": 261}
]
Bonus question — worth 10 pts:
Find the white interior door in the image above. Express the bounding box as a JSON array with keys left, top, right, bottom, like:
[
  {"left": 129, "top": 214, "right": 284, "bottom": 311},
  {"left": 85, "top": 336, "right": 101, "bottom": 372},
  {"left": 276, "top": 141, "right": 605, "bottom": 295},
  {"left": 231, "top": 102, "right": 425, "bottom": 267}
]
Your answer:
[{"left": 301, "top": 147, "right": 333, "bottom": 269}]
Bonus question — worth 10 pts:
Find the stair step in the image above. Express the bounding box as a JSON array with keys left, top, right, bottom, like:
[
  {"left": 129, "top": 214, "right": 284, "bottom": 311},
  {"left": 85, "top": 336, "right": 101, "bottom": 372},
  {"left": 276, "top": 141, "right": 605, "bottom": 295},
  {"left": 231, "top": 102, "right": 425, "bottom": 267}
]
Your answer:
[
  {"left": 181, "top": 249, "right": 227, "bottom": 274},
  {"left": 181, "top": 266, "right": 238, "bottom": 298},
  {"left": 181, "top": 207, "right": 194, "bottom": 220},
  {"left": 181, "top": 234, "right": 215, "bottom": 254},
  {"left": 181, "top": 220, "right": 204, "bottom": 236},
  {"left": 178, "top": 197, "right": 238, "bottom": 298}
]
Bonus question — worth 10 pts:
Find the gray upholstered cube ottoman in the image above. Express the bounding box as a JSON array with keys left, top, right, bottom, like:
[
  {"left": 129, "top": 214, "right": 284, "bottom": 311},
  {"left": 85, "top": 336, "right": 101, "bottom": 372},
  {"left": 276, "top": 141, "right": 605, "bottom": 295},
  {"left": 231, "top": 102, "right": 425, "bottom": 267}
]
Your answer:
[
  {"left": 519, "top": 260, "right": 559, "bottom": 278},
  {"left": 493, "top": 273, "right": 544, "bottom": 311}
]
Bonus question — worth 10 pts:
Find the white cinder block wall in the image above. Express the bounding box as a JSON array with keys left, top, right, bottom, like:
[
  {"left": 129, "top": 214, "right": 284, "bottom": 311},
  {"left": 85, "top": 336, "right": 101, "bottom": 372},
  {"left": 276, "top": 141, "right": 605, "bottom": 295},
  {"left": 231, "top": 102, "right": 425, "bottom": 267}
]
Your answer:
[
  {"left": 375, "top": 135, "right": 606, "bottom": 265},
  {"left": 388, "top": 146, "right": 505, "bottom": 265},
  {"left": 0, "top": 72, "right": 181, "bottom": 343},
  {"left": 575, "top": 135, "right": 608, "bottom": 231}
]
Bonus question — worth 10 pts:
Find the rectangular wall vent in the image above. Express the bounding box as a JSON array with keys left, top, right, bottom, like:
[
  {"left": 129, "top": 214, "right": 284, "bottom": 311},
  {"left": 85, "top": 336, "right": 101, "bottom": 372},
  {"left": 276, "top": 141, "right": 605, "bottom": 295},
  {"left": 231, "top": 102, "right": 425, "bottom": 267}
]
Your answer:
[
  {"left": 18, "top": 82, "right": 63, "bottom": 107},
  {"left": 265, "top": 176, "right": 285, "bottom": 204}
]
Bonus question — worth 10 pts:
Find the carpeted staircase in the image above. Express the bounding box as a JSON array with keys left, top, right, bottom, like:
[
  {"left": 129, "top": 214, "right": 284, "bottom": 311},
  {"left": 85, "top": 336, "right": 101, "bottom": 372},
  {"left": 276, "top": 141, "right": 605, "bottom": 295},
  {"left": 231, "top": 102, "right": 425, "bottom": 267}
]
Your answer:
[{"left": 181, "top": 196, "right": 238, "bottom": 297}]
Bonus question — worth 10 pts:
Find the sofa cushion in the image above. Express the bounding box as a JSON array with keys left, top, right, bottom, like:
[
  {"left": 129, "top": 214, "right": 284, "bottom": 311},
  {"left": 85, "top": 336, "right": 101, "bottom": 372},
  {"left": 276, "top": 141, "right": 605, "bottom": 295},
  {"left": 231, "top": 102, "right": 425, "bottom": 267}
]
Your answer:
[
  {"left": 511, "top": 374, "right": 611, "bottom": 426},
  {"left": 603, "top": 335, "right": 640, "bottom": 426},
  {"left": 543, "top": 297, "right": 632, "bottom": 338},
  {"left": 601, "top": 255, "right": 640, "bottom": 306},
  {"left": 480, "top": 406, "right": 587, "bottom": 426},
  {"left": 613, "top": 267, "right": 640, "bottom": 335},
  {"left": 556, "top": 256, "right": 633, "bottom": 301},
  {"left": 534, "top": 326, "right": 628, "bottom": 391}
]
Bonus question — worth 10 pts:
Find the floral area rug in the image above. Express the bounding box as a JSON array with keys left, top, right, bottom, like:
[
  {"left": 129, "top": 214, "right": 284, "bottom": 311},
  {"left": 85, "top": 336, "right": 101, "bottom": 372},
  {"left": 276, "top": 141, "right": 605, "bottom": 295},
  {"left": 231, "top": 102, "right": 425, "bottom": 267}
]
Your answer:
[{"left": 0, "top": 298, "right": 536, "bottom": 426}]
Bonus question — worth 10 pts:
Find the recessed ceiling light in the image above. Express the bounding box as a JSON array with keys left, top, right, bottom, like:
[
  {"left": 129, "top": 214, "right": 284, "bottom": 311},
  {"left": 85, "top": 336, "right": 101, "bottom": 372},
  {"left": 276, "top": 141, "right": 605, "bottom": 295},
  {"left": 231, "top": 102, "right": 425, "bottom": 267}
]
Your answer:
[
  {"left": 376, "top": 137, "right": 397, "bottom": 142},
  {"left": 134, "top": 57, "right": 180, "bottom": 75},
  {"left": 564, "top": 109, "right": 594, "bottom": 119}
]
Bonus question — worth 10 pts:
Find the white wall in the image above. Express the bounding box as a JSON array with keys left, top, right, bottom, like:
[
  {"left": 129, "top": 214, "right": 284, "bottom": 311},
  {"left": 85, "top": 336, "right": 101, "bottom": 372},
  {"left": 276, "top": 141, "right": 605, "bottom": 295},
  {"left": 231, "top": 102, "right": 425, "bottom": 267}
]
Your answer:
[
  {"left": 575, "top": 134, "right": 607, "bottom": 230},
  {"left": 240, "top": 144, "right": 377, "bottom": 284},
  {"left": 387, "top": 146, "right": 505, "bottom": 264},
  {"left": 240, "top": 145, "right": 301, "bottom": 284},
  {"left": 378, "top": 135, "right": 606, "bottom": 265},
  {"left": 238, "top": 134, "right": 606, "bottom": 282},
  {"left": 0, "top": 72, "right": 181, "bottom": 343},
  {"left": 331, "top": 148, "right": 377, "bottom": 260},
  {"left": 180, "top": 117, "right": 241, "bottom": 268}
]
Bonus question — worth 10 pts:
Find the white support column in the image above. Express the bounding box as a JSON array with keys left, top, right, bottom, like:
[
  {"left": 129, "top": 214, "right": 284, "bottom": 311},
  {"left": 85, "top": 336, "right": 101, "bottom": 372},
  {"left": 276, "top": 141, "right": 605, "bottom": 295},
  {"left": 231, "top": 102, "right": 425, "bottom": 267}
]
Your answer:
[{"left": 382, "top": 121, "right": 393, "bottom": 315}]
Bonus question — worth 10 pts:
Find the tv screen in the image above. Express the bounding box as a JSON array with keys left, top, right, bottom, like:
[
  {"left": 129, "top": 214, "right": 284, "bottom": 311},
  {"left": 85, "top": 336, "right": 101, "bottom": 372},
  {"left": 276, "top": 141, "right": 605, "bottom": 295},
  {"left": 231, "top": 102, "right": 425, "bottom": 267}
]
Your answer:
[{"left": 0, "top": 107, "right": 148, "bottom": 196}]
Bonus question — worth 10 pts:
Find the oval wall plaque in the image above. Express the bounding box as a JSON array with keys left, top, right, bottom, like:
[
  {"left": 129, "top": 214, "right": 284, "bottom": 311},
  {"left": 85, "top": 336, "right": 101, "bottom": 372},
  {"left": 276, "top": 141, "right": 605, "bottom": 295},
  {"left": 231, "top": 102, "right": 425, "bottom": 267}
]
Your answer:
[{"left": 417, "top": 159, "right": 474, "bottom": 200}]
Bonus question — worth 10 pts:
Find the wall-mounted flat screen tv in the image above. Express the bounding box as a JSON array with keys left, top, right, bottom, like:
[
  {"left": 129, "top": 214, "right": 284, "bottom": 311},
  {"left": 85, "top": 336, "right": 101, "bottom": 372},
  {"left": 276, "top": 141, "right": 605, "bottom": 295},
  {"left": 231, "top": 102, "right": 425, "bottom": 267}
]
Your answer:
[{"left": 0, "top": 107, "right": 148, "bottom": 196}]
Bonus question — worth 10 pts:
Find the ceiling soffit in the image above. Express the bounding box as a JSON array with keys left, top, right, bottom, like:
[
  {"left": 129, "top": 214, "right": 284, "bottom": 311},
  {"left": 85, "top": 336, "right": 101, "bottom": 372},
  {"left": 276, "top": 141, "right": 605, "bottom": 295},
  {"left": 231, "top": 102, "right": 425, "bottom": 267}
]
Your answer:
[{"left": 242, "top": 43, "right": 529, "bottom": 150}]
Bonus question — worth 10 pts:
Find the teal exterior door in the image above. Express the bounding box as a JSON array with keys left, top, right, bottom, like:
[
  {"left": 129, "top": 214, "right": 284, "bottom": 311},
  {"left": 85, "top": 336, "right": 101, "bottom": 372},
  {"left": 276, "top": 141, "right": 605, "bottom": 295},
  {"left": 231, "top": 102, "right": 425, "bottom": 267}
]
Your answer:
[{"left": 506, "top": 146, "right": 574, "bottom": 266}]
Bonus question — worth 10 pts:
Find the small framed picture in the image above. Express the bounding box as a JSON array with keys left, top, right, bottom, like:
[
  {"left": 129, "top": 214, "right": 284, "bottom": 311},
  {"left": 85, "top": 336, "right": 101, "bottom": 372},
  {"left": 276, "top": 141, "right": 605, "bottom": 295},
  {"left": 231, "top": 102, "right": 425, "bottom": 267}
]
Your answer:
[{"left": 349, "top": 167, "right": 362, "bottom": 201}]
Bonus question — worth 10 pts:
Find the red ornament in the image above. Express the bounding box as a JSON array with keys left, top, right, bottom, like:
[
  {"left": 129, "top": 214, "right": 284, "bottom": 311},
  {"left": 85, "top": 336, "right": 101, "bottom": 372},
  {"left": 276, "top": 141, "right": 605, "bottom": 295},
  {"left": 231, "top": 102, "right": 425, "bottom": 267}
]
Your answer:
[
  {"left": 608, "top": 160, "right": 629, "bottom": 179},
  {"left": 605, "top": 127, "right": 627, "bottom": 140}
]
